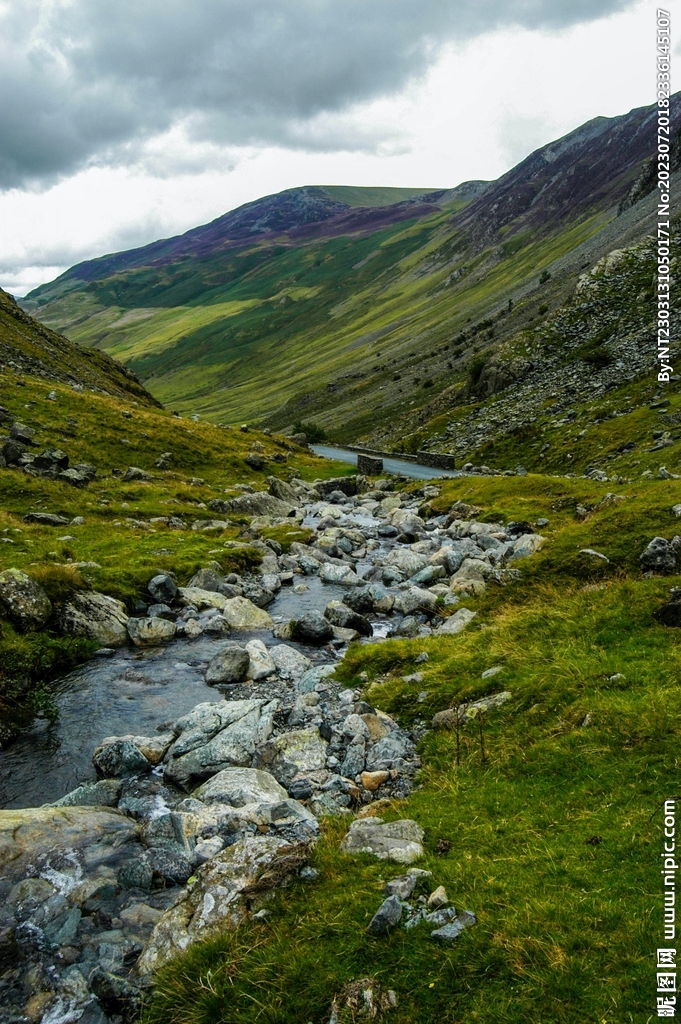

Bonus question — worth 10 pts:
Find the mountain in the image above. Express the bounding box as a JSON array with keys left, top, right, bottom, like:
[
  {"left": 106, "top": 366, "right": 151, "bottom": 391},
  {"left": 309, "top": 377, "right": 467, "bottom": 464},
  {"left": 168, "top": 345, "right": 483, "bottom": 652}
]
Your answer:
[{"left": 22, "top": 96, "right": 681, "bottom": 454}]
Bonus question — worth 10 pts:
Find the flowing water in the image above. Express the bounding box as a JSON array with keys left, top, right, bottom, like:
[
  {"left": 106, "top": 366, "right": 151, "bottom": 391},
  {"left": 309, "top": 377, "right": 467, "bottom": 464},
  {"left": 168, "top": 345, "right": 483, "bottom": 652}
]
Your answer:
[{"left": 0, "top": 504, "right": 409, "bottom": 809}]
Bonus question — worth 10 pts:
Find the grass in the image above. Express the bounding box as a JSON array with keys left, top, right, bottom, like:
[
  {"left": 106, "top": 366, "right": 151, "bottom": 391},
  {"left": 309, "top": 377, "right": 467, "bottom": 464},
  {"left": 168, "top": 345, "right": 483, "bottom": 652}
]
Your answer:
[
  {"left": 0, "top": 366, "right": 350, "bottom": 736},
  {"left": 141, "top": 470, "right": 681, "bottom": 1023}
]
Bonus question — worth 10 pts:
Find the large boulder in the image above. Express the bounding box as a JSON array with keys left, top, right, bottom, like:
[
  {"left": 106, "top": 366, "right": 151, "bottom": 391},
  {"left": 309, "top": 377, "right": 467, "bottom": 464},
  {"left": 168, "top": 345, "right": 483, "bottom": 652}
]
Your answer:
[
  {"left": 0, "top": 805, "right": 139, "bottom": 890},
  {"left": 186, "top": 568, "right": 241, "bottom": 598},
  {"left": 163, "top": 699, "right": 276, "bottom": 788},
  {"left": 127, "top": 616, "right": 177, "bottom": 646},
  {"left": 224, "top": 492, "right": 295, "bottom": 517},
  {"left": 0, "top": 569, "right": 51, "bottom": 631},
  {"left": 137, "top": 836, "right": 309, "bottom": 975},
  {"left": 205, "top": 644, "right": 251, "bottom": 685},
  {"left": 194, "top": 767, "right": 288, "bottom": 806},
  {"left": 269, "top": 644, "right": 312, "bottom": 682},
  {"left": 252, "top": 727, "right": 328, "bottom": 786},
  {"left": 148, "top": 573, "right": 178, "bottom": 604},
  {"left": 324, "top": 601, "right": 373, "bottom": 637},
  {"left": 58, "top": 591, "right": 129, "bottom": 647},
  {"left": 291, "top": 610, "right": 334, "bottom": 645},
  {"left": 319, "top": 563, "right": 361, "bottom": 586},
  {"left": 383, "top": 549, "right": 428, "bottom": 577},
  {"left": 267, "top": 477, "right": 300, "bottom": 503},
  {"left": 92, "top": 738, "right": 152, "bottom": 778},
  {"left": 221, "top": 596, "right": 274, "bottom": 630},
  {"left": 393, "top": 586, "right": 438, "bottom": 616},
  {"left": 436, "top": 608, "right": 477, "bottom": 635},
  {"left": 640, "top": 536, "right": 678, "bottom": 574},
  {"left": 245, "top": 638, "right": 277, "bottom": 680},
  {"left": 340, "top": 818, "right": 425, "bottom": 864}
]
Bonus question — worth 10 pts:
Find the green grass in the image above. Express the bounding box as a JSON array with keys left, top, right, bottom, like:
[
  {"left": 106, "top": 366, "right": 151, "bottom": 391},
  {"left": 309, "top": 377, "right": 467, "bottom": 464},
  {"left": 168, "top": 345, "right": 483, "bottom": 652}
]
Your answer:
[{"left": 141, "top": 470, "right": 681, "bottom": 1023}]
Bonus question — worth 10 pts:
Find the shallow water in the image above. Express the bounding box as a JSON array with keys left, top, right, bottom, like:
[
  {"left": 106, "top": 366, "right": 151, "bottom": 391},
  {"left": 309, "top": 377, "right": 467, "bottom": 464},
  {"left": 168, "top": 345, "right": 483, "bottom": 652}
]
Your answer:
[{"left": 0, "top": 504, "right": 416, "bottom": 810}]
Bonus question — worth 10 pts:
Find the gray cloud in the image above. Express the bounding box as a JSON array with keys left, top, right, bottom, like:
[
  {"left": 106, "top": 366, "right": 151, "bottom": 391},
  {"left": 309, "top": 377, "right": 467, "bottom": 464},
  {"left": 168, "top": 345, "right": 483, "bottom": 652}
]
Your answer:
[{"left": 0, "top": 0, "right": 637, "bottom": 189}]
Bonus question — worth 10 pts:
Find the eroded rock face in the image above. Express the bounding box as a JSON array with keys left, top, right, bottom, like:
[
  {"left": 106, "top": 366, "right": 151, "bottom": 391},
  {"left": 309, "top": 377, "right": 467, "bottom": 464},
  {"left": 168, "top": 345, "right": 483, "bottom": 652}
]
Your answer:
[
  {"left": 340, "top": 818, "right": 425, "bottom": 864},
  {"left": 0, "top": 568, "right": 51, "bottom": 631},
  {"left": 58, "top": 591, "right": 129, "bottom": 647},
  {"left": 137, "top": 835, "right": 309, "bottom": 975}
]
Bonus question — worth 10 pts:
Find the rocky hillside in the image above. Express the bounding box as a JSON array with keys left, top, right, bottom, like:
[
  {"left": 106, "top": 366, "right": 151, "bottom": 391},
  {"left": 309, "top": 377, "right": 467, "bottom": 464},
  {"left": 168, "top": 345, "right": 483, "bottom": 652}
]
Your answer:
[
  {"left": 20, "top": 95, "right": 679, "bottom": 437},
  {"left": 0, "top": 287, "right": 160, "bottom": 407}
]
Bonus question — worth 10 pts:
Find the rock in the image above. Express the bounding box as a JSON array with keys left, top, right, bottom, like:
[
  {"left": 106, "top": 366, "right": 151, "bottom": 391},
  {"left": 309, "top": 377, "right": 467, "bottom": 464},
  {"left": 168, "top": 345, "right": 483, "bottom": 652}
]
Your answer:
[
  {"left": 51, "top": 779, "right": 122, "bottom": 807},
  {"left": 245, "top": 638, "right": 277, "bottom": 680},
  {"left": 194, "top": 767, "right": 288, "bottom": 806},
  {"left": 221, "top": 596, "right": 274, "bottom": 630},
  {"left": 89, "top": 967, "right": 142, "bottom": 1020},
  {"left": 205, "top": 644, "right": 251, "bottom": 685},
  {"left": 93, "top": 738, "right": 152, "bottom": 778},
  {"left": 292, "top": 610, "right": 334, "bottom": 645},
  {"left": 297, "top": 663, "right": 336, "bottom": 692},
  {"left": 367, "top": 894, "right": 402, "bottom": 935},
  {"left": 148, "top": 573, "right": 178, "bottom": 604},
  {"left": 436, "top": 608, "right": 477, "bottom": 635},
  {"left": 641, "top": 536, "right": 677, "bottom": 574},
  {"left": 31, "top": 448, "right": 69, "bottom": 472},
  {"left": 268, "top": 477, "right": 300, "bottom": 503},
  {"left": 508, "top": 533, "right": 545, "bottom": 560},
  {"left": 270, "top": 644, "right": 312, "bottom": 681},
  {"left": 0, "top": 568, "right": 51, "bottom": 631},
  {"left": 127, "top": 616, "right": 177, "bottom": 645},
  {"left": 22, "top": 512, "right": 70, "bottom": 526},
  {"left": 246, "top": 453, "right": 264, "bottom": 470},
  {"left": 122, "top": 466, "right": 152, "bottom": 482},
  {"left": 579, "top": 548, "right": 610, "bottom": 562},
  {"left": 0, "top": 806, "right": 139, "bottom": 889},
  {"left": 10, "top": 422, "right": 36, "bottom": 444},
  {"left": 164, "top": 699, "right": 276, "bottom": 788},
  {"left": 360, "top": 770, "right": 390, "bottom": 792},
  {"left": 432, "top": 691, "right": 512, "bottom": 729},
  {"left": 340, "top": 818, "right": 425, "bottom": 863},
  {"left": 324, "top": 601, "right": 373, "bottom": 637},
  {"left": 481, "top": 665, "right": 503, "bottom": 679},
  {"left": 319, "top": 563, "right": 361, "bottom": 586},
  {"left": 224, "top": 492, "right": 296, "bottom": 518},
  {"left": 672, "top": 504, "right": 681, "bottom": 517},
  {"left": 58, "top": 591, "right": 129, "bottom": 646},
  {"left": 137, "top": 836, "right": 309, "bottom": 975},
  {"left": 253, "top": 727, "right": 328, "bottom": 786},
  {"left": 431, "top": 910, "right": 476, "bottom": 942},
  {"left": 383, "top": 549, "right": 428, "bottom": 577},
  {"left": 384, "top": 873, "right": 418, "bottom": 899},
  {"left": 427, "top": 885, "right": 448, "bottom": 909},
  {"left": 145, "top": 847, "right": 193, "bottom": 885},
  {"left": 394, "top": 586, "right": 438, "bottom": 616},
  {"left": 409, "top": 564, "right": 446, "bottom": 586},
  {"left": 186, "top": 568, "right": 240, "bottom": 597}
]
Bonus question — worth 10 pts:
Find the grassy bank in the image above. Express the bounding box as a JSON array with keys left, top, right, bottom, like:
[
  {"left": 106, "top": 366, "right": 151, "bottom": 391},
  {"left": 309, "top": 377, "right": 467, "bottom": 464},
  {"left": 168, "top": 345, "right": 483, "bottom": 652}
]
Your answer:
[{"left": 143, "top": 472, "right": 681, "bottom": 1023}]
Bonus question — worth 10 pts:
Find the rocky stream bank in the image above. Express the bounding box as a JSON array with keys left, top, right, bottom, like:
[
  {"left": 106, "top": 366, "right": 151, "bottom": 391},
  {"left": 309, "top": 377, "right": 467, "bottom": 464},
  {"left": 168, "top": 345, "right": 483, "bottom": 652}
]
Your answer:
[{"left": 0, "top": 472, "right": 549, "bottom": 1023}]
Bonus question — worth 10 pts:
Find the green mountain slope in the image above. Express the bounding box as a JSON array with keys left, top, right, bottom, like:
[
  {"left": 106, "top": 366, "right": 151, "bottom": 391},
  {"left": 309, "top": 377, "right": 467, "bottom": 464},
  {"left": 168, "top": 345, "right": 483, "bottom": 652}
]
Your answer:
[{"left": 23, "top": 96, "right": 680, "bottom": 446}]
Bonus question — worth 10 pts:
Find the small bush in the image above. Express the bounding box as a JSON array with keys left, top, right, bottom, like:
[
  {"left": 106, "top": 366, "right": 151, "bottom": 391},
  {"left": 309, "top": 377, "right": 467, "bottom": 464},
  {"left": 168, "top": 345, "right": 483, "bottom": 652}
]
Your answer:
[{"left": 292, "top": 420, "right": 327, "bottom": 443}]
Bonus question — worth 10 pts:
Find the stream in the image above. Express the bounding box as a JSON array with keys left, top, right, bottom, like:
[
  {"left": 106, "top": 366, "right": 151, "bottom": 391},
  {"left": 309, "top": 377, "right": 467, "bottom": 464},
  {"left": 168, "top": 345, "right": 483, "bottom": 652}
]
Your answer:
[{"left": 0, "top": 505, "right": 402, "bottom": 809}]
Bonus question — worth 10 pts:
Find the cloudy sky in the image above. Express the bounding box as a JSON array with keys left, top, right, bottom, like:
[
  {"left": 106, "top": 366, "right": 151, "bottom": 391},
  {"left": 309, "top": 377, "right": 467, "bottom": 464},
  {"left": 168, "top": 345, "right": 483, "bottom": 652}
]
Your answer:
[{"left": 0, "top": 0, "right": 675, "bottom": 296}]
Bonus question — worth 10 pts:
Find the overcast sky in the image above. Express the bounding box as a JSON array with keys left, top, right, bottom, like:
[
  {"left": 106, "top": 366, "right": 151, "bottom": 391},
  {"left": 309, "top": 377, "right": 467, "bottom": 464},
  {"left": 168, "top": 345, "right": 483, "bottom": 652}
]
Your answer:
[{"left": 0, "top": 0, "right": 675, "bottom": 296}]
